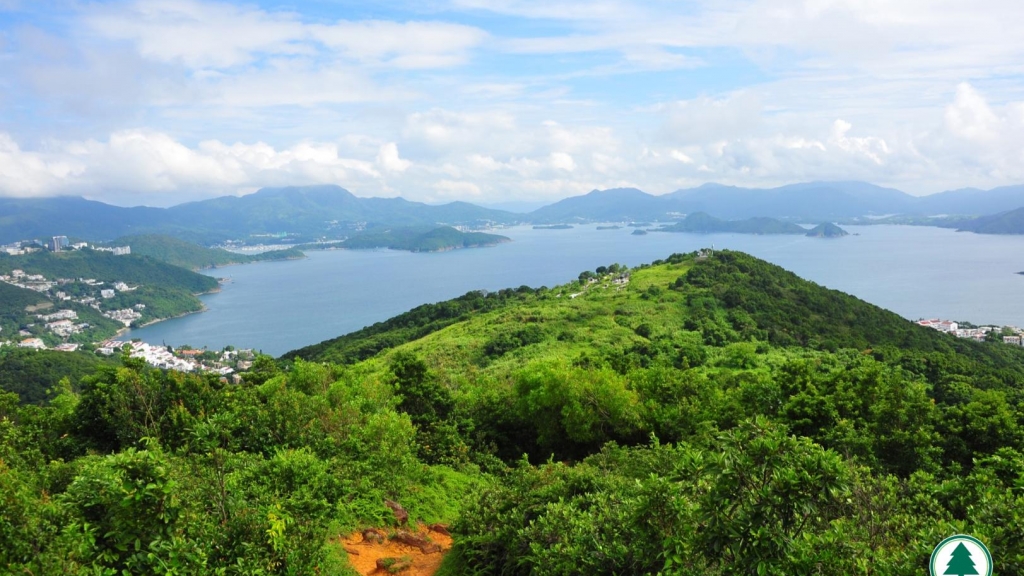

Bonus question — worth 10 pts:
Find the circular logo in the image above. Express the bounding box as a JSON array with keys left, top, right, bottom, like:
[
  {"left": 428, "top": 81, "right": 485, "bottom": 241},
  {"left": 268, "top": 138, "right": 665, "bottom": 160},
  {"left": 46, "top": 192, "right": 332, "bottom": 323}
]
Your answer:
[{"left": 930, "top": 535, "right": 992, "bottom": 576}]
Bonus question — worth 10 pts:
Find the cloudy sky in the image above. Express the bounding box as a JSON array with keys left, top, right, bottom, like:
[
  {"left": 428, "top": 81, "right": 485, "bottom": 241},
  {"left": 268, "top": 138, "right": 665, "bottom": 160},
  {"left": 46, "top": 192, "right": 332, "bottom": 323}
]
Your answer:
[{"left": 2, "top": 0, "right": 1024, "bottom": 206}]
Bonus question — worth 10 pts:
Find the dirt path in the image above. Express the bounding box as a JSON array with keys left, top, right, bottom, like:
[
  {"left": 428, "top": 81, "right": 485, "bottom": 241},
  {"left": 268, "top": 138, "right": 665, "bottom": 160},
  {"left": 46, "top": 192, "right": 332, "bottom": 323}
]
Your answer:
[{"left": 340, "top": 524, "right": 452, "bottom": 576}]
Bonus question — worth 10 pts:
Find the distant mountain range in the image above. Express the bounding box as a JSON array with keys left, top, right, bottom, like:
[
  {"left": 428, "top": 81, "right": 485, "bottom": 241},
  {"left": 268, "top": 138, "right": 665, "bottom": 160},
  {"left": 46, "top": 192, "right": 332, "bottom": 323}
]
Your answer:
[
  {"left": 530, "top": 182, "right": 1024, "bottom": 223},
  {"left": 6, "top": 181, "right": 1024, "bottom": 245},
  {"left": 0, "top": 185, "right": 518, "bottom": 245}
]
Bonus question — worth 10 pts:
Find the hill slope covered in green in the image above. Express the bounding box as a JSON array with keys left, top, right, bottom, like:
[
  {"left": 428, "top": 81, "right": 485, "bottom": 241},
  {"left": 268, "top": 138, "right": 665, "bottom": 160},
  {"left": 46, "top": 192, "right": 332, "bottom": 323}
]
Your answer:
[
  {"left": 2, "top": 251, "right": 1023, "bottom": 575},
  {"left": 0, "top": 250, "right": 219, "bottom": 342}
]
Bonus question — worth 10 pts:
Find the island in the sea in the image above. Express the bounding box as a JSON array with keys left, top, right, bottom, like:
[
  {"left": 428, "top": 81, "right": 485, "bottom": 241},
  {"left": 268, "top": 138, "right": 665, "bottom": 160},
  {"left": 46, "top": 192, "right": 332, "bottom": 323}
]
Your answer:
[
  {"left": 334, "top": 226, "right": 510, "bottom": 252},
  {"left": 533, "top": 224, "right": 574, "bottom": 230},
  {"left": 804, "top": 222, "right": 849, "bottom": 238},
  {"left": 596, "top": 225, "right": 622, "bottom": 230},
  {"left": 658, "top": 212, "right": 807, "bottom": 235},
  {"left": 631, "top": 229, "right": 648, "bottom": 236}
]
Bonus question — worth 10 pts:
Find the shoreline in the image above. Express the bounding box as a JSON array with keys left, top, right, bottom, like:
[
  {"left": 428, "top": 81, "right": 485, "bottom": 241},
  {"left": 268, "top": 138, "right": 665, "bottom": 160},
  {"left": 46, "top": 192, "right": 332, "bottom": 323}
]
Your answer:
[
  {"left": 195, "top": 253, "right": 307, "bottom": 272},
  {"left": 114, "top": 304, "right": 210, "bottom": 338},
  {"left": 111, "top": 285, "right": 221, "bottom": 339}
]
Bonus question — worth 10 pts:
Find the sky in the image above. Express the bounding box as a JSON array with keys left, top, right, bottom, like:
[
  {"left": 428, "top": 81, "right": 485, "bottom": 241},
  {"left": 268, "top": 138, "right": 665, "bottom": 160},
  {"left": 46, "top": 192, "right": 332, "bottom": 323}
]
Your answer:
[{"left": 2, "top": 0, "right": 1024, "bottom": 206}]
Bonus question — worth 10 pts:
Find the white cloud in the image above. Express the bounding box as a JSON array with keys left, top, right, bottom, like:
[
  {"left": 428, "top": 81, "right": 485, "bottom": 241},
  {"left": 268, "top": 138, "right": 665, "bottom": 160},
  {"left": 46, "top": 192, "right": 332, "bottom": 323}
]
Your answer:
[
  {"left": 86, "top": 0, "right": 307, "bottom": 68},
  {"left": 945, "top": 83, "right": 1001, "bottom": 144},
  {"left": 309, "top": 20, "right": 487, "bottom": 69},
  {"left": 0, "top": 130, "right": 388, "bottom": 204},
  {"left": 376, "top": 143, "right": 411, "bottom": 172},
  {"left": 85, "top": 1, "right": 488, "bottom": 71},
  {"left": 433, "top": 179, "right": 482, "bottom": 198},
  {"left": 6, "top": 1, "right": 1024, "bottom": 203}
]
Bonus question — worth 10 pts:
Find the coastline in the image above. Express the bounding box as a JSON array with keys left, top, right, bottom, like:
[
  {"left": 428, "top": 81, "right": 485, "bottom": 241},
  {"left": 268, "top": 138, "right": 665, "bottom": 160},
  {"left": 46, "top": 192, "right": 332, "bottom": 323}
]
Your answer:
[
  {"left": 114, "top": 304, "right": 209, "bottom": 338},
  {"left": 195, "top": 253, "right": 307, "bottom": 271},
  {"left": 111, "top": 285, "right": 221, "bottom": 339}
]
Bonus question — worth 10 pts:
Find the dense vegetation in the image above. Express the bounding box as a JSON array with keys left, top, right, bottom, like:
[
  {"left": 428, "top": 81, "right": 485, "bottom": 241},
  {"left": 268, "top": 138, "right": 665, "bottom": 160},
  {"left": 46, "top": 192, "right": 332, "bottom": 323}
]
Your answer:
[
  {"left": 0, "top": 282, "right": 50, "bottom": 339},
  {"left": 107, "top": 235, "right": 304, "bottom": 270},
  {"left": 660, "top": 212, "right": 807, "bottom": 234},
  {"left": 0, "top": 348, "right": 116, "bottom": 404},
  {"left": 338, "top": 226, "right": 509, "bottom": 252},
  {"left": 3, "top": 251, "right": 1023, "bottom": 575}
]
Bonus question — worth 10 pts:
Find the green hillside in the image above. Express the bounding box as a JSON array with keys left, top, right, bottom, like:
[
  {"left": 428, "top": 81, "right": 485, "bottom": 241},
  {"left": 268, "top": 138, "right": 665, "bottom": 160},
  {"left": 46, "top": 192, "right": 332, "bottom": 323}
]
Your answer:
[
  {"left": 338, "top": 226, "right": 510, "bottom": 252},
  {"left": 0, "top": 250, "right": 217, "bottom": 293},
  {"left": 660, "top": 212, "right": 807, "bottom": 234},
  {"left": 0, "top": 347, "right": 117, "bottom": 404},
  {"left": 0, "top": 250, "right": 219, "bottom": 343},
  {"left": 0, "top": 282, "right": 50, "bottom": 340},
  {"left": 2, "top": 251, "right": 1024, "bottom": 574},
  {"left": 107, "top": 234, "right": 304, "bottom": 269}
]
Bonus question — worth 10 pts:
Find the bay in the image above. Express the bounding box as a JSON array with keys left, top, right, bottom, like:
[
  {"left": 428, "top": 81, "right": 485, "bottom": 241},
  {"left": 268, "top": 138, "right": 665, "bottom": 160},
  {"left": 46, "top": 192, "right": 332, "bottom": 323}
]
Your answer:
[{"left": 126, "top": 225, "right": 1024, "bottom": 356}]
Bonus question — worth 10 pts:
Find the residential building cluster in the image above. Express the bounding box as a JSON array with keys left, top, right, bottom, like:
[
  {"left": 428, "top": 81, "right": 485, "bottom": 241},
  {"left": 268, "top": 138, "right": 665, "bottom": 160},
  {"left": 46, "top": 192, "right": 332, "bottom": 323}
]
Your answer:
[
  {"left": 1, "top": 263, "right": 144, "bottom": 348},
  {"left": 2, "top": 239, "right": 129, "bottom": 255},
  {"left": 916, "top": 318, "right": 1024, "bottom": 344},
  {"left": 92, "top": 340, "right": 254, "bottom": 377},
  {"left": 104, "top": 308, "right": 143, "bottom": 326}
]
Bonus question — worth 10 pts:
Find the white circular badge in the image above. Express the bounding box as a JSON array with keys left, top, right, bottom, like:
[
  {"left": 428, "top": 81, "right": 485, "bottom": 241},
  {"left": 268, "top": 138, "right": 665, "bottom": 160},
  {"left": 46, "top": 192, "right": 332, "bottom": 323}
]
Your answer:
[{"left": 930, "top": 535, "right": 993, "bottom": 576}]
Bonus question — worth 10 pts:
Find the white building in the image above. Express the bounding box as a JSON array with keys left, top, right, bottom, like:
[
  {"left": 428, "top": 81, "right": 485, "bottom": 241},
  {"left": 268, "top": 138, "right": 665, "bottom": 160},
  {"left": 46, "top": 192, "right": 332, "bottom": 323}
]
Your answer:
[{"left": 18, "top": 338, "right": 46, "bottom": 349}]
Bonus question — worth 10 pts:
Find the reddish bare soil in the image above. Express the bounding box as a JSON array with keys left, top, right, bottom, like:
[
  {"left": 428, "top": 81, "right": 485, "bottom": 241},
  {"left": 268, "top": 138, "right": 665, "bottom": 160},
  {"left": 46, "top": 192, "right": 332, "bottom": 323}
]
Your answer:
[{"left": 340, "top": 524, "right": 452, "bottom": 576}]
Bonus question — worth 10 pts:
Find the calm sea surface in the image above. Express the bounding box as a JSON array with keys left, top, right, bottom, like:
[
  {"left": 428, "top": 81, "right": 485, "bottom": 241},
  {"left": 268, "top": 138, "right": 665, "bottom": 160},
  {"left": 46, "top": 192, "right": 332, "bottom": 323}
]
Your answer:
[{"left": 126, "top": 225, "right": 1024, "bottom": 356}]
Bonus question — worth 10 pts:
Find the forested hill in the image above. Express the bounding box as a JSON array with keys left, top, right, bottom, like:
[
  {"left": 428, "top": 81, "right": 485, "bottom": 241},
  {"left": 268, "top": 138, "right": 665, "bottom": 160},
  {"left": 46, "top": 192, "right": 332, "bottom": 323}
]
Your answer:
[
  {"left": 288, "top": 250, "right": 1005, "bottom": 366},
  {"left": 107, "top": 234, "right": 304, "bottom": 270},
  {"left": 0, "top": 250, "right": 219, "bottom": 343},
  {"left": 4, "top": 251, "right": 1024, "bottom": 574},
  {"left": 0, "top": 250, "right": 218, "bottom": 293}
]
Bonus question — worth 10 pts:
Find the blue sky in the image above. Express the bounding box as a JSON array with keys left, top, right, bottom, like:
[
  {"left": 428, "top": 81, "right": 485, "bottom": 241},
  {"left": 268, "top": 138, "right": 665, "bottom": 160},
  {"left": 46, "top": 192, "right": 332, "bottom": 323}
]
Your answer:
[{"left": 2, "top": 0, "right": 1024, "bottom": 206}]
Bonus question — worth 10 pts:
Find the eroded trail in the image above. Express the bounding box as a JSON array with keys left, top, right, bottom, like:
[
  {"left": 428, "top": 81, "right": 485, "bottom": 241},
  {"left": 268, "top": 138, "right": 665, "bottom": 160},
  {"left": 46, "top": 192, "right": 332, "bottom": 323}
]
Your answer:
[{"left": 340, "top": 523, "right": 453, "bottom": 575}]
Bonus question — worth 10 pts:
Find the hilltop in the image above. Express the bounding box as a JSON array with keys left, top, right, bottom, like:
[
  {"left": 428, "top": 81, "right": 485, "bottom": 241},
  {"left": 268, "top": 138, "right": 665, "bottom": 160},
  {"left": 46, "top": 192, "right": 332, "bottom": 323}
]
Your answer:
[{"left": 3, "top": 251, "right": 1024, "bottom": 575}]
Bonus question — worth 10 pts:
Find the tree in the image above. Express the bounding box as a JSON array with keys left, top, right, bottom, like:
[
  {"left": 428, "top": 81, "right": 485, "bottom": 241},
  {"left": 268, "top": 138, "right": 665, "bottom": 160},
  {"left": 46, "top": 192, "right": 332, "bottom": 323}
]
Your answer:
[{"left": 945, "top": 542, "right": 979, "bottom": 576}]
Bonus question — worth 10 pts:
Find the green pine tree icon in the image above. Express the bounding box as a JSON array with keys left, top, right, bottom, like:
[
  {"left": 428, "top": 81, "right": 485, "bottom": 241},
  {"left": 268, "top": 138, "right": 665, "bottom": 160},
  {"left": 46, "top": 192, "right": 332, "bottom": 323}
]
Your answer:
[{"left": 944, "top": 542, "right": 979, "bottom": 576}]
